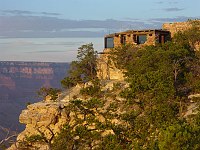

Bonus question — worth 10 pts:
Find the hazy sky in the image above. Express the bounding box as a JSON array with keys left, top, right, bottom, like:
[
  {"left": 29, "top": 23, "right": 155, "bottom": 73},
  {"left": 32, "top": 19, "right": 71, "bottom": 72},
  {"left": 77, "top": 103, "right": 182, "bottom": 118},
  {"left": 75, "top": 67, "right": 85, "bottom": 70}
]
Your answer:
[
  {"left": 1, "top": 0, "right": 199, "bottom": 20},
  {"left": 0, "top": 0, "right": 200, "bottom": 38},
  {"left": 0, "top": 0, "right": 199, "bottom": 62}
]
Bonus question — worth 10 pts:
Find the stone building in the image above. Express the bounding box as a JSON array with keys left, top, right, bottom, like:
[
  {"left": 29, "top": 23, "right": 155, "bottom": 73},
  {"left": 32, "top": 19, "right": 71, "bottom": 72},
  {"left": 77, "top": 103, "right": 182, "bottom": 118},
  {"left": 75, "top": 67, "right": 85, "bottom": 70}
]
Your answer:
[
  {"left": 163, "top": 20, "right": 200, "bottom": 50},
  {"left": 104, "top": 29, "right": 170, "bottom": 49},
  {"left": 97, "top": 29, "right": 171, "bottom": 80},
  {"left": 163, "top": 20, "right": 200, "bottom": 37},
  {"left": 97, "top": 20, "right": 200, "bottom": 80}
]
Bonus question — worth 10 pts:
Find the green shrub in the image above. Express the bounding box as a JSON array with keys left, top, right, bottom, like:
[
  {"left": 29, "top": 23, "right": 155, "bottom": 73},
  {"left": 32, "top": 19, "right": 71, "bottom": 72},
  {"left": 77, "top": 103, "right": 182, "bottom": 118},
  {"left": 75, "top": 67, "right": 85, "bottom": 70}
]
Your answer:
[{"left": 37, "top": 87, "right": 61, "bottom": 101}]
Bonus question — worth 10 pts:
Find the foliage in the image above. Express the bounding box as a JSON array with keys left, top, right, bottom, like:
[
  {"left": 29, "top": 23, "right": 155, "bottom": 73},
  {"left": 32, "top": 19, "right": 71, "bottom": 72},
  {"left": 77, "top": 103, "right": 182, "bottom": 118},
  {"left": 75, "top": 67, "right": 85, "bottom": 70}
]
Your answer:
[
  {"left": 60, "top": 76, "right": 75, "bottom": 89},
  {"left": 109, "top": 44, "right": 139, "bottom": 70},
  {"left": 80, "top": 79, "right": 101, "bottom": 97},
  {"left": 61, "top": 43, "right": 98, "bottom": 88},
  {"left": 27, "top": 22, "right": 200, "bottom": 149},
  {"left": 106, "top": 23, "right": 200, "bottom": 149},
  {"left": 26, "top": 102, "right": 31, "bottom": 107},
  {"left": 173, "top": 20, "right": 200, "bottom": 50},
  {"left": 158, "top": 121, "right": 200, "bottom": 150},
  {"left": 51, "top": 98, "right": 107, "bottom": 150},
  {"left": 37, "top": 87, "right": 61, "bottom": 101},
  {"left": 18, "top": 134, "right": 45, "bottom": 149}
]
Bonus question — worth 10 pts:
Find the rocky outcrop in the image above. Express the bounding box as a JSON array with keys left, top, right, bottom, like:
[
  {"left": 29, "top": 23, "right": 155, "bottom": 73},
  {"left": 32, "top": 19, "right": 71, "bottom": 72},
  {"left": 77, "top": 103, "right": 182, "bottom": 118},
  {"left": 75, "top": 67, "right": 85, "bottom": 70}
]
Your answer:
[
  {"left": 97, "top": 49, "right": 125, "bottom": 80},
  {"left": 8, "top": 102, "right": 68, "bottom": 150},
  {"left": 18, "top": 102, "right": 67, "bottom": 138},
  {"left": 8, "top": 79, "right": 128, "bottom": 150}
]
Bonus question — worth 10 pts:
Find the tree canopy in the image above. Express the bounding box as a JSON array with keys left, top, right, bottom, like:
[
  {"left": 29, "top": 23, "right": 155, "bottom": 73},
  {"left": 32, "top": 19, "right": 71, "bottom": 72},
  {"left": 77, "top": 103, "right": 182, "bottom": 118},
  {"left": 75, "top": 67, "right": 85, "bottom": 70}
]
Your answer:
[
  {"left": 18, "top": 22, "right": 200, "bottom": 150},
  {"left": 61, "top": 43, "right": 98, "bottom": 88},
  {"left": 55, "top": 23, "right": 200, "bottom": 149}
]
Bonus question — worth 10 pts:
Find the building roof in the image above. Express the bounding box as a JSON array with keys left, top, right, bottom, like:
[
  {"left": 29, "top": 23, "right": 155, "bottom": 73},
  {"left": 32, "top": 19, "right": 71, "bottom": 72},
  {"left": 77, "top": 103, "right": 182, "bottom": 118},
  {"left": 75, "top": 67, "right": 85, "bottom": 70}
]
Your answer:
[{"left": 105, "top": 29, "right": 170, "bottom": 37}]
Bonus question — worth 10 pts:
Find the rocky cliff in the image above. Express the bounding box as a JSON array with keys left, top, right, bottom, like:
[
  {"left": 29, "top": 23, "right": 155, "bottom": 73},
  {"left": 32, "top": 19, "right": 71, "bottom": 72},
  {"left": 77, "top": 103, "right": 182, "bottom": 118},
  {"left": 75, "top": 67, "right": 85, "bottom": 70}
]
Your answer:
[
  {"left": 8, "top": 79, "right": 199, "bottom": 150},
  {"left": 8, "top": 80, "right": 128, "bottom": 150}
]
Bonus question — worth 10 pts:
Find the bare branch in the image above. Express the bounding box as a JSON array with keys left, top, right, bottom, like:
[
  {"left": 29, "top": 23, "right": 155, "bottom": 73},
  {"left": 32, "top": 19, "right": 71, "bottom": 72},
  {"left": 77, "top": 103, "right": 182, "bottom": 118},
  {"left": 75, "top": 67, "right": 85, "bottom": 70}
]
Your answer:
[{"left": 0, "top": 125, "right": 18, "bottom": 145}]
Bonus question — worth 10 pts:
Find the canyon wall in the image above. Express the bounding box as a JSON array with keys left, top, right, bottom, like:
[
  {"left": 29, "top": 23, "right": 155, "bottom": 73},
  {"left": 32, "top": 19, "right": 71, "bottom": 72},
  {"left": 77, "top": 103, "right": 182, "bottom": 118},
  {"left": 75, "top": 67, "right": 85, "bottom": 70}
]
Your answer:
[{"left": 0, "top": 61, "right": 70, "bottom": 140}]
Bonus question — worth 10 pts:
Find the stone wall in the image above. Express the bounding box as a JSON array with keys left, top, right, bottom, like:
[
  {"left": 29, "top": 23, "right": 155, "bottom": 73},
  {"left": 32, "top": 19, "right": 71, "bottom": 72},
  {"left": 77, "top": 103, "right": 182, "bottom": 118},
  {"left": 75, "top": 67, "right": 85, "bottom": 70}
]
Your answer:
[
  {"left": 163, "top": 20, "right": 200, "bottom": 50},
  {"left": 114, "top": 35, "right": 121, "bottom": 47},
  {"left": 163, "top": 20, "right": 200, "bottom": 37},
  {"left": 112, "top": 31, "right": 157, "bottom": 46},
  {"left": 99, "top": 21, "right": 200, "bottom": 81},
  {"left": 163, "top": 21, "right": 193, "bottom": 37},
  {"left": 146, "top": 33, "right": 156, "bottom": 45}
]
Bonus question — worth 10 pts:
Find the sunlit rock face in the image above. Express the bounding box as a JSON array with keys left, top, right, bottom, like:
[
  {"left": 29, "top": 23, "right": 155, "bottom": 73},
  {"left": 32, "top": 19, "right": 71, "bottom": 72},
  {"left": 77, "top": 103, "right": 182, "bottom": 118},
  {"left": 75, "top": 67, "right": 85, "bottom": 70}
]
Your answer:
[
  {"left": 7, "top": 101, "right": 69, "bottom": 150},
  {"left": 18, "top": 102, "right": 68, "bottom": 141}
]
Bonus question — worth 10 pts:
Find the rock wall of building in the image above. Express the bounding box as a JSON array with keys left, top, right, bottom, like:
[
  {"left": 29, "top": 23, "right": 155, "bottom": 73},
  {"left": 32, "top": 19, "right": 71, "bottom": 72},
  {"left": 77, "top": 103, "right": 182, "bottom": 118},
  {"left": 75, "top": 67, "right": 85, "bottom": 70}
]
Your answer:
[
  {"left": 113, "top": 35, "right": 121, "bottom": 47},
  {"left": 112, "top": 33, "right": 156, "bottom": 47},
  {"left": 163, "top": 21, "right": 193, "bottom": 37},
  {"left": 163, "top": 20, "right": 200, "bottom": 50},
  {"left": 146, "top": 33, "right": 156, "bottom": 45},
  {"left": 163, "top": 20, "right": 200, "bottom": 36}
]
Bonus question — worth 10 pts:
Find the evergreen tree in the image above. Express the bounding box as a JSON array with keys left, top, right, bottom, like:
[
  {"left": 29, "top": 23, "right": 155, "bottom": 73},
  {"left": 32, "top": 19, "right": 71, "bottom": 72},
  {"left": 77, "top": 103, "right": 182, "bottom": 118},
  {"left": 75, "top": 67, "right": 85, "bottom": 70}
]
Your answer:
[{"left": 61, "top": 43, "right": 98, "bottom": 88}]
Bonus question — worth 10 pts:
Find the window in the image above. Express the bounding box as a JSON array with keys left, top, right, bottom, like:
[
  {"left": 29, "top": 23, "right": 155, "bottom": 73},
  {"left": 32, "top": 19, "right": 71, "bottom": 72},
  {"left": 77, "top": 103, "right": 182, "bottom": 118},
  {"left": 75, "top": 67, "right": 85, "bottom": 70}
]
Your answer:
[
  {"left": 159, "top": 35, "right": 165, "bottom": 44},
  {"left": 133, "top": 35, "right": 137, "bottom": 43},
  {"left": 105, "top": 37, "right": 114, "bottom": 48},
  {"left": 120, "top": 35, "right": 126, "bottom": 44},
  {"left": 137, "top": 35, "right": 147, "bottom": 44}
]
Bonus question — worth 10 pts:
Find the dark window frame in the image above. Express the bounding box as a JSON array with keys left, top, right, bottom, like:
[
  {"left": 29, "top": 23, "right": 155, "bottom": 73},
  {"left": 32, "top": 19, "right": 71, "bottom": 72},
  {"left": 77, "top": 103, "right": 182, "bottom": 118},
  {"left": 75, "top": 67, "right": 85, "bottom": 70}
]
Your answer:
[
  {"left": 105, "top": 37, "right": 114, "bottom": 48},
  {"left": 120, "top": 35, "right": 126, "bottom": 45},
  {"left": 137, "top": 34, "right": 147, "bottom": 44}
]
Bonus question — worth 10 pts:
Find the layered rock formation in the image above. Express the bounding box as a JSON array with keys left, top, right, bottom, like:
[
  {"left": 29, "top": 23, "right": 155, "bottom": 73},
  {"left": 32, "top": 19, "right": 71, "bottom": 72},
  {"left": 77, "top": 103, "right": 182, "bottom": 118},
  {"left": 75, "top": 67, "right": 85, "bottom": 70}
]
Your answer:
[{"left": 0, "top": 61, "right": 70, "bottom": 141}]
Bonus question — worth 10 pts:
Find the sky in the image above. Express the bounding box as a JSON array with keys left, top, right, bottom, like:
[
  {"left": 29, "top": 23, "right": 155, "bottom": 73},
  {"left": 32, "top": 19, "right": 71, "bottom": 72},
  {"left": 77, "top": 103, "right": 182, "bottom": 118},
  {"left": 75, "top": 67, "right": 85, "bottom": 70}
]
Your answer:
[{"left": 0, "top": 0, "right": 199, "bottom": 62}]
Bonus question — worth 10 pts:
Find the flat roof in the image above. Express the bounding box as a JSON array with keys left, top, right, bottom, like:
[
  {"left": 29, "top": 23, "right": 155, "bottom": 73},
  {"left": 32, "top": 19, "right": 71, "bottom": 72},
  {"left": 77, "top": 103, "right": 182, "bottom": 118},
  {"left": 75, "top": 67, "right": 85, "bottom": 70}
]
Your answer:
[{"left": 105, "top": 29, "right": 170, "bottom": 37}]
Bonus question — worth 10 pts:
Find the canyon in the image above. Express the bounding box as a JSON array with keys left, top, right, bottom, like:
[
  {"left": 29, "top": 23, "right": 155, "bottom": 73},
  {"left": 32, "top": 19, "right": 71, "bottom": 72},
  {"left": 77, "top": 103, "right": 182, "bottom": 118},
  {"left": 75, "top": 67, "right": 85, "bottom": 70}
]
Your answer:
[{"left": 0, "top": 61, "right": 70, "bottom": 139}]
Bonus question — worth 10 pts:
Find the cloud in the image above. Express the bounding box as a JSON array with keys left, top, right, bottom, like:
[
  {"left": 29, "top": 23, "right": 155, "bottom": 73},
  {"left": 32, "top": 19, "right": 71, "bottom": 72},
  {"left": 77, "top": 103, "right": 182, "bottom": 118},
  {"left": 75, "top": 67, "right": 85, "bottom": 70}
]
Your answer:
[
  {"left": 147, "top": 16, "right": 200, "bottom": 28},
  {"left": 168, "top": 2, "right": 178, "bottom": 4},
  {"left": 32, "top": 41, "right": 84, "bottom": 47},
  {"left": 155, "top": 1, "right": 164, "bottom": 4},
  {"left": 0, "top": 12, "right": 199, "bottom": 38},
  {"left": 149, "top": 16, "right": 192, "bottom": 22},
  {"left": 41, "top": 12, "right": 60, "bottom": 16},
  {"left": 1, "top": 10, "right": 33, "bottom": 15},
  {"left": 0, "top": 10, "right": 61, "bottom": 16},
  {"left": 155, "top": 1, "right": 179, "bottom": 5},
  {"left": 27, "top": 50, "right": 67, "bottom": 53},
  {"left": 0, "top": 15, "right": 154, "bottom": 38},
  {"left": 164, "top": 7, "right": 184, "bottom": 12}
]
